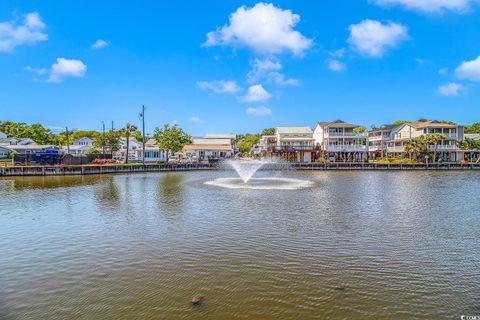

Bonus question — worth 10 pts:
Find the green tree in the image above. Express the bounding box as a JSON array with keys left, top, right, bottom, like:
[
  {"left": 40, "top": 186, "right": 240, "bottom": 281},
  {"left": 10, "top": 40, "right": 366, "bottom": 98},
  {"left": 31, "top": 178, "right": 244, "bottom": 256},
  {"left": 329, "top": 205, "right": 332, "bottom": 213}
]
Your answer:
[
  {"left": 465, "top": 123, "right": 480, "bottom": 133},
  {"left": 457, "top": 138, "right": 480, "bottom": 163},
  {"left": 93, "top": 130, "right": 121, "bottom": 156},
  {"left": 424, "top": 133, "right": 445, "bottom": 163},
  {"left": 392, "top": 120, "right": 411, "bottom": 126},
  {"left": 237, "top": 134, "right": 260, "bottom": 153},
  {"left": 353, "top": 125, "right": 367, "bottom": 133},
  {"left": 153, "top": 124, "right": 192, "bottom": 162},
  {"left": 260, "top": 128, "right": 275, "bottom": 136},
  {"left": 404, "top": 138, "right": 425, "bottom": 161}
]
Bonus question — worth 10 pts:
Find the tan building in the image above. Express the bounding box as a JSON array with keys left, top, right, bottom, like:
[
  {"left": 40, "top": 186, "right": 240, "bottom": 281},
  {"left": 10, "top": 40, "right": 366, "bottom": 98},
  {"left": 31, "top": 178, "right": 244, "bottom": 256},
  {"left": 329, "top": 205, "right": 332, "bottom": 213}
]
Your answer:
[{"left": 369, "top": 121, "right": 464, "bottom": 162}]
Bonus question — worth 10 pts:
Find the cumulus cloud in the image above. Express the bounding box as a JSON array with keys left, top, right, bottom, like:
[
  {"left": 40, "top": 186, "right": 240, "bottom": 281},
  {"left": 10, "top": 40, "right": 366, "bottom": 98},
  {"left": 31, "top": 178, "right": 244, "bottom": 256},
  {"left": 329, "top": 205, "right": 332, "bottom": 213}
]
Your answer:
[
  {"left": 246, "top": 58, "right": 299, "bottom": 85},
  {"left": 246, "top": 106, "right": 272, "bottom": 117},
  {"left": 48, "top": 58, "right": 87, "bottom": 83},
  {"left": 243, "top": 84, "right": 272, "bottom": 102},
  {"left": 455, "top": 56, "right": 480, "bottom": 81},
  {"left": 0, "top": 12, "right": 48, "bottom": 52},
  {"left": 370, "top": 0, "right": 475, "bottom": 13},
  {"left": 348, "top": 20, "right": 409, "bottom": 58},
  {"left": 328, "top": 59, "right": 347, "bottom": 72},
  {"left": 437, "top": 82, "right": 463, "bottom": 96},
  {"left": 190, "top": 117, "right": 201, "bottom": 123},
  {"left": 92, "top": 39, "right": 109, "bottom": 49},
  {"left": 196, "top": 80, "right": 241, "bottom": 94},
  {"left": 203, "top": 2, "right": 312, "bottom": 56}
]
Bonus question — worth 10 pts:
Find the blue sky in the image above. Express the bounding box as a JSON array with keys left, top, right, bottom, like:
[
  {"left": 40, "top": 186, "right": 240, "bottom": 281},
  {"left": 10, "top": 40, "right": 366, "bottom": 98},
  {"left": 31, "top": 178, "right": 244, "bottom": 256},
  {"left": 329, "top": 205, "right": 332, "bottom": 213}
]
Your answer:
[{"left": 1, "top": 1, "right": 480, "bottom": 136}]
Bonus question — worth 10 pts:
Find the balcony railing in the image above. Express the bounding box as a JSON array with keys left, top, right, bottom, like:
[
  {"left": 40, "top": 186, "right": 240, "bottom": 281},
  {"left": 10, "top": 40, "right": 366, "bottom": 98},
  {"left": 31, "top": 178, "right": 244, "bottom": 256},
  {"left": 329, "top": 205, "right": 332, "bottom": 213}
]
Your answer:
[
  {"left": 428, "top": 145, "right": 457, "bottom": 151},
  {"left": 324, "top": 145, "right": 368, "bottom": 152},
  {"left": 269, "top": 145, "right": 314, "bottom": 152},
  {"left": 325, "top": 132, "right": 368, "bottom": 138},
  {"left": 368, "top": 135, "right": 390, "bottom": 141}
]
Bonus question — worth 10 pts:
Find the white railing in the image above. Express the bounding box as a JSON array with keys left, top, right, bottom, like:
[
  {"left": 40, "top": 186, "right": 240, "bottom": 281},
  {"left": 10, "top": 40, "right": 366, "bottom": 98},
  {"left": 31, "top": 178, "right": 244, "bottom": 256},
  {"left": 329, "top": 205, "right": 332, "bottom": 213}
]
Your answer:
[
  {"left": 387, "top": 146, "right": 405, "bottom": 153},
  {"left": 325, "top": 145, "right": 368, "bottom": 152},
  {"left": 368, "top": 135, "right": 390, "bottom": 141},
  {"left": 428, "top": 145, "right": 457, "bottom": 151},
  {"left": 325, "top": 132, "right": 368, "bottom": 138},
  {"left": 368, "top": 146, "right": 387, "bottom": 152}
]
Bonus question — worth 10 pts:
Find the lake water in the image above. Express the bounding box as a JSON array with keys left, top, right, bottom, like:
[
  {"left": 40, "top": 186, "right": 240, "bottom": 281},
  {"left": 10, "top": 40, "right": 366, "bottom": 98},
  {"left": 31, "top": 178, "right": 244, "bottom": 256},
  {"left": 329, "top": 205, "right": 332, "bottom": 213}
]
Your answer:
[{"left": 1, "top": 171, "right": 479, "bottom": 319}]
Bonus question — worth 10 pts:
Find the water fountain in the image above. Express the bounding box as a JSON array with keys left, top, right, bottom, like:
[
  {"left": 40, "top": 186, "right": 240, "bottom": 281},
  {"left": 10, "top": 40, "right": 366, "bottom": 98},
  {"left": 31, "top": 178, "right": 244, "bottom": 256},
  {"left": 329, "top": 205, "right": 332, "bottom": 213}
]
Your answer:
[{"left": 205, "top": 159, "right": 314, "bottom": 190}]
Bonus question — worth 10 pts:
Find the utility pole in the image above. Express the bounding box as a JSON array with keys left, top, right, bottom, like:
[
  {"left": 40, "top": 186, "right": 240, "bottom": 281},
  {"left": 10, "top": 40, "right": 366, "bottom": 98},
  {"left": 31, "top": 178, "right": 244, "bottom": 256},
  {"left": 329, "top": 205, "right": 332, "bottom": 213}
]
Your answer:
[
  {"left": 140, "top": 105, "right": 146, "bottom": 165},
  {"left": 111, "top": 121, "right": 114, "bottom": 132},
  {"left": 102, "top": 121, "right": 106, "bottom": 158},
  {"left": 65, "top": 127, "right": 70, "bottom": 155}
]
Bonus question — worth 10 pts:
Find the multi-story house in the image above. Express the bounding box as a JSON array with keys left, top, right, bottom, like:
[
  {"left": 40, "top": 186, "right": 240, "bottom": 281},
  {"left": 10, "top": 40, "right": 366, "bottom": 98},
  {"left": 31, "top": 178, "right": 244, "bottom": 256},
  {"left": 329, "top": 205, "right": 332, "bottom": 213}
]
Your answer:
[
  {"left": 313, "top": 120, "right": 368, "bottom": 162},
  {"left": 266, "top": 126, "right": 315, "bottom": 162},
  {"left": 368, "top": 124, "right": 397, "bottom": 159},
  {"left": 380, "top": 121, "right": 464, "bottom": 162}
]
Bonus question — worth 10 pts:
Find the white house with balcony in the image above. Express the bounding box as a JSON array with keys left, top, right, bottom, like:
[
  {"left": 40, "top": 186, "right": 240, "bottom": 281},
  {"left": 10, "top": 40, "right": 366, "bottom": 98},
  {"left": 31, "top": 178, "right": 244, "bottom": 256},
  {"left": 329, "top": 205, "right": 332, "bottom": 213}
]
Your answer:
[
  {"left": 368, "top": 121, "right": 465, "bottom": 162},
  {"left": 266, "top": 126, "right": 314, "bottom": 162},
  {"left": 313, "top": 120, "right": 368, "bottom": 162}
]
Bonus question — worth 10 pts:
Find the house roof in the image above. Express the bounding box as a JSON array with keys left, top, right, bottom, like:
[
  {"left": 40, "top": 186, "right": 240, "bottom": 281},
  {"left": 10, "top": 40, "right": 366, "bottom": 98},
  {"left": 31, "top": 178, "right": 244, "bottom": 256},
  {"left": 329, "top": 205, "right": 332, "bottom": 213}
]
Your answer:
[
  {"left": 192, "top": 137, "right": 232, "bottom": 145},
  {"left": 183, "top": 144, "right": 232, "bottom": 152},
  {"left": 315, "top": 120, "right": 359, "bottom": 129},
  {"left": 369, "top": 124, "right": 398, "bottom": 133},
  {"left": 276, "top": 126, "right": 313, "bottom": 134},
  {"left": 5, "top": 145, "right": 58, "bottom": 150},
  {"left": 409, "top": 121, "right": 457, "bottom": 129},
  {"left": 204, "top": 134, "right": 237, "bottom": 139}
]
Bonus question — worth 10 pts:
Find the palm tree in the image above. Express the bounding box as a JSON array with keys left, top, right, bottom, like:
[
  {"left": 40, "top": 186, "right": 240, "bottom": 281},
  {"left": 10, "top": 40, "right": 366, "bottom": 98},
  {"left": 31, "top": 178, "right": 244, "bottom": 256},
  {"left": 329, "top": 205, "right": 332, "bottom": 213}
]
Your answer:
[
  {"left": 424, "top": 133, "right": 445, "bottom": 163},
  {"left": 122, "top": 123, "right": 138, "bottom": 164},
  {"left": 404, "top": 139, "right": 422, "bottom": 161}
]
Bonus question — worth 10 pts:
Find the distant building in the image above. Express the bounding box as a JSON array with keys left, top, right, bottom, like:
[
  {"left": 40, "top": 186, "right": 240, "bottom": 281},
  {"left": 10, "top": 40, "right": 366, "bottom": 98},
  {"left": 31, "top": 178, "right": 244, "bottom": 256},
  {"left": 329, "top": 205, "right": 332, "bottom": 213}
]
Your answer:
[
  {"left": 0, "top": 137, "right": 37, "bottom": 146},
  {"left": 0, "top": 146, "right": 10, "bottom": 158},
  {"left": 0, "top": 132, "right": 6, "bottom": 139},
  {"left": 73, "top": 137, "right": 94, "bottom": 146},
  {"left": 313, "top": 121, "right": 368, "bottom": 162},
  {"left": 4, "top": 144, "right": 59, "bottom": 155},
  {"left": 182, "top": 135, "right": 235, "bottom": 161}
]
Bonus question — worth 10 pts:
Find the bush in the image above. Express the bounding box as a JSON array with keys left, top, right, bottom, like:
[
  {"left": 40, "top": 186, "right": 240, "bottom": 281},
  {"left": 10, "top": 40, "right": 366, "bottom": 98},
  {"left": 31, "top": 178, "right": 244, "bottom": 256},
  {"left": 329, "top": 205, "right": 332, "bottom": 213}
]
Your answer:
[{"left": 156, "top": 160, "right": 166, "bottom": 164}]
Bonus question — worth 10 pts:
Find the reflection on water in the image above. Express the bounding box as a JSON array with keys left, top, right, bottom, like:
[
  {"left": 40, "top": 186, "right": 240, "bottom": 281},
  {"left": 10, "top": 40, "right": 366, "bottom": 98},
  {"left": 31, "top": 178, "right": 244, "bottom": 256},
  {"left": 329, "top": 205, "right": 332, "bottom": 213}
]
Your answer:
[{"left": 0, "top": 171, "right": 480, "bottom": 320}]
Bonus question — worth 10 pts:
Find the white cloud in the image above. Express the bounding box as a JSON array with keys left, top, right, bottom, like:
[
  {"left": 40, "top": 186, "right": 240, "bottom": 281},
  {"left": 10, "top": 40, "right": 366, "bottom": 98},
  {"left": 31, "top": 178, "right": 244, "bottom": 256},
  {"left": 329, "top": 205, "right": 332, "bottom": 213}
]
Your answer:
[
  {"left": 92, "top": 39, "right": 109, "bottom": 49},
  {"left": 438, "top": 68, "right": 448, "bottom": 75},
  {"left": 247, "top": 58, "right": 282, "bottom": 83},
  {"left": 24, "top": 65, "right": 48, "bottom": 75},
  {"left": 328, "top": 59, "right": 347, "bottom": 72},
  {"left": 244, "top": 84, "right": 272, "bottom": 102},
  {"left": 0, "top": 12, "right": 47, "bottom": 52},
  {"left": 455, "top": 56, "right": 480, "bottom": 81},
  {"left": 437, "top": 82, "right": 463, "bottom": 96},
  {"left": 370, "top": 0, "right": 475, "bottom": 13},
  {"left": 348, "top": 20, "right": 409, "bottom": 58},
  {"left": 196, "top": 80, "right": 241, "bottom": 94},
  {"left": 246, "top": 106, "right": 272, "bottom": 117},
  {"left": 190, "top": 117, "right": 201, "bottom": 123},
  {"left": 48, "top": 58, "right": 87, "bottom": 83},
  {"left": 203, "top": 2, "right": 312, "bottom": 56},
  {"left": 329, "top": 48, "right": 346, "bottom": 58},
  {"left": 246, "top": 58, "right": 299, "bottom": 85},
  {"left": 267, "top": 72, "right": 300, "bottom": 85}
]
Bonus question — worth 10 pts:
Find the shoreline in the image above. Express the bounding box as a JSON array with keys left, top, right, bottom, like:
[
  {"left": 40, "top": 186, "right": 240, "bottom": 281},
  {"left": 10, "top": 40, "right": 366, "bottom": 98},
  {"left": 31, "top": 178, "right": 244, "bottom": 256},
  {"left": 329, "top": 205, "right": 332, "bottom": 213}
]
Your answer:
[{"left": 1, "top": 162, "right": 480, "bottom": 177}]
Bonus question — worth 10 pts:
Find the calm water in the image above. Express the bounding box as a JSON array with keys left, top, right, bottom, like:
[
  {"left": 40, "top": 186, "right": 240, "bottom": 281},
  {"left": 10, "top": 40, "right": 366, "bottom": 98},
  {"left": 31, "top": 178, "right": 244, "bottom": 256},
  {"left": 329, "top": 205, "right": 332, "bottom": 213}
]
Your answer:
[{"left": 1, "top": 171, "right": 479, "bottom": 319}]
